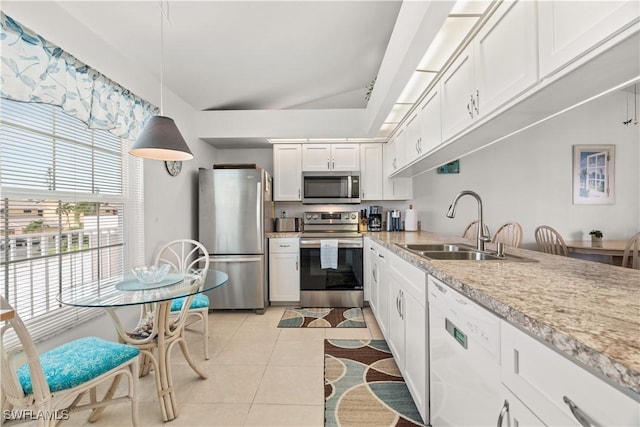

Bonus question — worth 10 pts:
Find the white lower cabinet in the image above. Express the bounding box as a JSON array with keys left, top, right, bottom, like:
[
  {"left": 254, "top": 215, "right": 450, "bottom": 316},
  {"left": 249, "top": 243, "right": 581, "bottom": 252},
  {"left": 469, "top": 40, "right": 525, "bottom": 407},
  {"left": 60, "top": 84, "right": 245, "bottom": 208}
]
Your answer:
[
  {"left": 268, "top": 238, "right": 299, "bottom": 302},
  {"left": 364, "top": 239, "right": 389, "bottom": 336},
  {"left": 387, "top": 251, "right": 428, "bottom": 423},
  {"left": 501, "top": 320, "right": 640, "bottom": 427},
  {"left": 497, "top": 386, "right": 545, "bottom": 427}
]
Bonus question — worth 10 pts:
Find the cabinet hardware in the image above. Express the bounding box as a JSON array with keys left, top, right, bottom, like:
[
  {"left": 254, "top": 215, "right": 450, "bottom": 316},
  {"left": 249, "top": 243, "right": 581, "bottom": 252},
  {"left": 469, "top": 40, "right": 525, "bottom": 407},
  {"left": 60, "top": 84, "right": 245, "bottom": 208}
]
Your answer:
[
  {"left": 327, "top": 159, "right": 330, "bottom": 169},
  {"left": 332, "top": 159, "right": 335, "bottom": 169},
  {"left": 297, "top": 189, "right": 300, "bottom": 198},
  {"left": 279, "top": 244, "right": 290, "bottom": 248},
  {"left": 475, "top": 90, "right": 480, "bottom": 115},
  {"left": 563, "top": 396, "right": 598, "bottom": 427},
  {"left": 513, "top": 349, "right": 519, "bottom": 374},
  {"left": 496, "top": 399, "right": 509, "bottom": 427},
  {"left": 467, "top": 95, "right": 474, "bottom": 118},
  {"left": 378, "top": 254, "right": 384, "bottom": 259},
  {"left": 296, "top": 256, "right": 299, "bottom": 271},
  {"left": 370, "top": 247, "right": 375, "bottom": 251}
]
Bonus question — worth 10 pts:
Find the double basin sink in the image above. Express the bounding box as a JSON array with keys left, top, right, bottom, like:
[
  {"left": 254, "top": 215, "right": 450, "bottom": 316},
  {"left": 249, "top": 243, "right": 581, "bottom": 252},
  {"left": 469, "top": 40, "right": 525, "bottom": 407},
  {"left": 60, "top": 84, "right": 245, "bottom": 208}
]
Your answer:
[{"left": 395, "top": 243, "right": 535, "bottom": 262}]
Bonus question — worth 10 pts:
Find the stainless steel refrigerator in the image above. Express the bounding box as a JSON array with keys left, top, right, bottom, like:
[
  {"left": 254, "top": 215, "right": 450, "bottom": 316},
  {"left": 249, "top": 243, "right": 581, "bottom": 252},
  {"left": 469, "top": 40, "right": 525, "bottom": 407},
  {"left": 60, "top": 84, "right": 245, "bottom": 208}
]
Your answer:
[{"left": 198, "top": 167, "right": 274, "bottom": 313}]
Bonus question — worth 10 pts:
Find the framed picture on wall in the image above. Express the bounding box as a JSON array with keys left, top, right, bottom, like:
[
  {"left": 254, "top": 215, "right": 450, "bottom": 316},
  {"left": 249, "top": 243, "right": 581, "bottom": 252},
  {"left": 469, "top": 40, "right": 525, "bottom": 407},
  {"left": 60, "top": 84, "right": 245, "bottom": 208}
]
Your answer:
[{"left": 572, "top": 145, "right": 615, "bottom": 204}]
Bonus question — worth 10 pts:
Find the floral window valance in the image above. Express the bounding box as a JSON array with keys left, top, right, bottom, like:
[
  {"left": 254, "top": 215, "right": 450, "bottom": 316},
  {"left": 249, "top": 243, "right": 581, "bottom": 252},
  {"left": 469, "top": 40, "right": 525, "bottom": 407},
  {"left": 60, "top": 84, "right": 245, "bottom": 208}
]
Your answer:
[{"left": 0, "top": 12, "right": 158, "bottom": 140}]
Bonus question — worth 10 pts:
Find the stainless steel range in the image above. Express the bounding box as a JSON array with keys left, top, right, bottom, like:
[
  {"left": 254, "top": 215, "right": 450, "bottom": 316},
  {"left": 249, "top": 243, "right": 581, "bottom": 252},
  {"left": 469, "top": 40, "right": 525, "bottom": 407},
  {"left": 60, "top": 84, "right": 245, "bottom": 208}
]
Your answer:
[{"left": 299, "top": 211, "right": 363, "bottom": 307}]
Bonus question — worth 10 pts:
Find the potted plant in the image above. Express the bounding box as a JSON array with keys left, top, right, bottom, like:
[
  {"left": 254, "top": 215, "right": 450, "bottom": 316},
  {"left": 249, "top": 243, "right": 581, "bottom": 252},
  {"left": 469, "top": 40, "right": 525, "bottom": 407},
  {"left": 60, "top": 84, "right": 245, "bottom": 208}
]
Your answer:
[{"left": 589, "top": 229, "right": 603, "bottom": 247}]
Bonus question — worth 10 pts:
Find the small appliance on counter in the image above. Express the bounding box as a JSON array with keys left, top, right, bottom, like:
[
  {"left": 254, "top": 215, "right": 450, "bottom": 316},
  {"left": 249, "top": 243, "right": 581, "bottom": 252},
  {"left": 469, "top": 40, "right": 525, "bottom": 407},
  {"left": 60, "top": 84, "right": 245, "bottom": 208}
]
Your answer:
[
  {"left": 386, "top": 209, "right": 403, "bottom": 231},
  {"left": 368, "top": 206, "right": 383, "bottom": 232},
  {"left": 275, "top": 217, "right": 301, "bottom": 232}
]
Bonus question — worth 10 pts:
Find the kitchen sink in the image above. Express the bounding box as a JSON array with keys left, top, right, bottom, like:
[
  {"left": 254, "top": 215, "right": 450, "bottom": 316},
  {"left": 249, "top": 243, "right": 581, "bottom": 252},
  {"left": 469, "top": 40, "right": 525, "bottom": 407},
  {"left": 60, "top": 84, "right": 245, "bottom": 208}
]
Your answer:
[
  {"left": 396, "top": 243, "right": 474, "bottom": 252},
  {"left": 394, "top": 243, "right": 536, "bottom": 262},
  {"left": 420, "top": 251, "right": 536, "bottom": 262}
]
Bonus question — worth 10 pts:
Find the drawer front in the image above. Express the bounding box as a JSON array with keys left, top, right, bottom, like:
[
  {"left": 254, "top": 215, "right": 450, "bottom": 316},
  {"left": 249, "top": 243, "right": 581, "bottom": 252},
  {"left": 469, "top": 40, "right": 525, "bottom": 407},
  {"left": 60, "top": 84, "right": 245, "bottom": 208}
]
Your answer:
[
  {"left": 269, "top": 238, "right": 299, "bottom": 253},
  {"left": 501, "top": 320, "right": 640, "bottom": 426}
]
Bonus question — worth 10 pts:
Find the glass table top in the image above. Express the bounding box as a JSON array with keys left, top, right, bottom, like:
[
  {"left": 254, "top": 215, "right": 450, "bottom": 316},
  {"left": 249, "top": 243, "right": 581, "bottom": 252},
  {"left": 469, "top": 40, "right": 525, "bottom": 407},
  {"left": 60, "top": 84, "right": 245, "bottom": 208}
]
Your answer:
[{"left": 57, "top": 269, "right": 228, "bottom": 308}]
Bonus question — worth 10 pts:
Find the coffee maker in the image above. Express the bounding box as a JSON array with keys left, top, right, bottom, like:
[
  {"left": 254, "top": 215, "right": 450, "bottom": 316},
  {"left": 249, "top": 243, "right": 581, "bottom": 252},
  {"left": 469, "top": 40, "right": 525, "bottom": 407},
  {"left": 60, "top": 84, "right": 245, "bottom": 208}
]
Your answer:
[{"left": 368, "top": 206, "right": 383, "bottom": 232}]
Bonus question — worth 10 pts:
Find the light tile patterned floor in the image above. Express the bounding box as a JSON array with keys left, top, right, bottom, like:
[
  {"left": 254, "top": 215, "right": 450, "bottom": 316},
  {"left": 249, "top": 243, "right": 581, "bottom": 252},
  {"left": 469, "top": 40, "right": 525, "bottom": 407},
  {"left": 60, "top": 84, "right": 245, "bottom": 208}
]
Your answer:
[{"left": 71, "top": 306, "right": 383, "bottom": 426}]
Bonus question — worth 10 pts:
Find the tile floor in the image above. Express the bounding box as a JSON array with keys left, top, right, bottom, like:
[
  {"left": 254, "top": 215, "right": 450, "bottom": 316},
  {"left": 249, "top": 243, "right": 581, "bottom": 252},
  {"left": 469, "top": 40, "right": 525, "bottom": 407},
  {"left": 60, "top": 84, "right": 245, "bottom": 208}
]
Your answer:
[{"left": 76, "top": 306, "right": 384, "bottom": 426}]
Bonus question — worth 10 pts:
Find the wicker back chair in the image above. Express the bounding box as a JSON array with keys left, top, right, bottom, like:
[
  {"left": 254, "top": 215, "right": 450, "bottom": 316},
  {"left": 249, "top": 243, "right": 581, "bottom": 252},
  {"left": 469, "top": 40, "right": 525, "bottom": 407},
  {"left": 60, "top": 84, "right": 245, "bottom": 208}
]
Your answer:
[
  {"left": 0, "top": 296, "right": 140, "bottom": 427},
  {"left": 155, "top": 239, "right": 211, "bottom": 359}
]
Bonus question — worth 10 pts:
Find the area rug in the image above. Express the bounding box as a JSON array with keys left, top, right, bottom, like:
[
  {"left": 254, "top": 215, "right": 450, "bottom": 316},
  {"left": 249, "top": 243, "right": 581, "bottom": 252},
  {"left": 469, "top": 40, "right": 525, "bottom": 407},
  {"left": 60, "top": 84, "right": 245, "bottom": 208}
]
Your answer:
[
  {"left": 277, "top": 307, "right": 366, "bottom": 328},
  {"left": 324, "top": 339, "right": 426, "bottom": 427}
]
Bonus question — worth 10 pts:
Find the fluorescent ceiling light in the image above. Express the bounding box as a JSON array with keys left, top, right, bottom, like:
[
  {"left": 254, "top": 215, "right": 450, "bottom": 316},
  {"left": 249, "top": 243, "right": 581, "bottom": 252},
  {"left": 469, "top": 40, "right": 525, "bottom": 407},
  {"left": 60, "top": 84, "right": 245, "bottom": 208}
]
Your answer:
[
  {"left": 384, "top": 104, "right": 413, "bottom": 123},
  {"left": 450, "top": 0, "right": 491, "bottom": 15},
  {"left": 377, "top": 123, "right": 396, "bottom": 138}
]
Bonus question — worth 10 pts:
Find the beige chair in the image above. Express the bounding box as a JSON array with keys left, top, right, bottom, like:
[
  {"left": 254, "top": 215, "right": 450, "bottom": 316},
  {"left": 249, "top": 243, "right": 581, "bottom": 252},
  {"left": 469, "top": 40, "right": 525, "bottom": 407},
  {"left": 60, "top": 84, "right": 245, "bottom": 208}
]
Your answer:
[
  {"left": 534, "top": 226, "right": 568, "bottom": 256},
  {"left": 155, "top": 239, "right": 211, "bottom": 359},
  {"left": 1, "top": 296, "right": 140, "bottom": 427},
  {"left": 622, "top": 232, "right": 640, "bottom": 269},
  {"left": 492, "top": 222, "right": 523, "bottom": 248},
  {"left": 462, "top": 220, "right": 490, "bottom": 241}
]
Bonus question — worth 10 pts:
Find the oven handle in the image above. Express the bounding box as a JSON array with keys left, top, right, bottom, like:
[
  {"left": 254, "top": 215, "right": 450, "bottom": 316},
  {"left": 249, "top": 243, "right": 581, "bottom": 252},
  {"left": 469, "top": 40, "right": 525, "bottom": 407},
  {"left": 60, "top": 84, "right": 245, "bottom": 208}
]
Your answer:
[{"left": 300, "top": 239, "right": 363, "bottom": 249}]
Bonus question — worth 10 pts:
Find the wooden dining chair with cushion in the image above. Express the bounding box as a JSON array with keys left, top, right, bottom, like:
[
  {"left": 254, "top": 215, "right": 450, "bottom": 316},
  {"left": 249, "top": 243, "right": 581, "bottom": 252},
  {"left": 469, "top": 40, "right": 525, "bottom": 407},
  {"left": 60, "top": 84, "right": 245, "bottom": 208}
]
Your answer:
[
  {"left": 462, "top": 220, "right": 490, "bottom": 241},
  {"left": 492, "top": 222, "right": 523, "bottom": 248},
  {"left": 534, "top": 225, "right": 568, "bottom": 256},
  {"left": 622, "top": 232, "right": 640, "bottom": 269},
  {"left": 155, "top": 239, "right": 211, "bottom": 359},
  {"left": 0, "top": 296, "right": 140, "bottom": 427}
]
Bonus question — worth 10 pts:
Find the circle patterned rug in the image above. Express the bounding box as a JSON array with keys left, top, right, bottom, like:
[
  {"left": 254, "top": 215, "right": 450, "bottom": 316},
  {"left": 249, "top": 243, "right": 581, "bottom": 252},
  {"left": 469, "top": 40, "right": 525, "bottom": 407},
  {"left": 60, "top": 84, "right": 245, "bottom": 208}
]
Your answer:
[
  {"left": 277, "top": 307, "right": 366, "bottom": 328},
  {"left": 324, "top": 339, "right": 426, "bottom": 426}
]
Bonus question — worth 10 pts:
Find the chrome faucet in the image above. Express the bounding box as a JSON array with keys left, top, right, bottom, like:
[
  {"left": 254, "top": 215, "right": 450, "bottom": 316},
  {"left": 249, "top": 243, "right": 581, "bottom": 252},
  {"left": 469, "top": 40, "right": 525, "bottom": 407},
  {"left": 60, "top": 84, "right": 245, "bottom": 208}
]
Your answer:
[{"left": 446, "top": 190, "right": 491, "bottom": 252}]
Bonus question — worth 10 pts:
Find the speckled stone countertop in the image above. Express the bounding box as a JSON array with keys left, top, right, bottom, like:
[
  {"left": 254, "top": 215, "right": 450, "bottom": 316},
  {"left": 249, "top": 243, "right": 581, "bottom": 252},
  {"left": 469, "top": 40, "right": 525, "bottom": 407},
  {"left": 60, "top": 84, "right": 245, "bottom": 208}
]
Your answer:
[
  {"left": 266, "top": 232, "right": 302, "bottom": 238},
  {"left": 365, "top": 231, "right": 640, "bottom": 397}
]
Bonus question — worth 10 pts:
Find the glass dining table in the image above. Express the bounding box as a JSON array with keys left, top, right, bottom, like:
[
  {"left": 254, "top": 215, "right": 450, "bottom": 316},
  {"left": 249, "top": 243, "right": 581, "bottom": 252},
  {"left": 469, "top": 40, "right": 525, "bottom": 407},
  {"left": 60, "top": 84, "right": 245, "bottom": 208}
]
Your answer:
[{"left": 57, "top": 269, "right": 228, "bottom": 421}]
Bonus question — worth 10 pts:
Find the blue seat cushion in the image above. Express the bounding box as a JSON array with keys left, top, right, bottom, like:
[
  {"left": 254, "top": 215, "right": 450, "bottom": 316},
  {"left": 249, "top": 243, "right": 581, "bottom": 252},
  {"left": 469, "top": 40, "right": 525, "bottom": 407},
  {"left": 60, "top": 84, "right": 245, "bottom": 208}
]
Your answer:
[
  {"left": 170, "top": 294, "right": 209, "bottom": 312},
  {"left": 17, "top": 336, "right": 139, "bottom": 394}
]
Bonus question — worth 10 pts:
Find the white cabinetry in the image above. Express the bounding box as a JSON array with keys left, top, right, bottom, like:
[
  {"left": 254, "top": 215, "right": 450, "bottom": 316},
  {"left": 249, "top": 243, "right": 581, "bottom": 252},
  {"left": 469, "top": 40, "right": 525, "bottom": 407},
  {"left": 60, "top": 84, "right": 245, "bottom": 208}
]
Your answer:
[
  {"left": 273, "top": 144, "right": 301, "bottom": 201},
  {"left": 403, "top": 112, "right": 421, "bottom": 165},
  {"left": 364, "top": 238, "right": 389, "bottom": 336},
  {"left": 387, "top": 251, "right": 428, "bottom": 423},
  {"left": 302, "top": 143, "right": 360, "bottom": 172},
  {"left": 359, "top": 144, "right": 383, "bottom": 201},
  {"left": 538, "top": 0, "right": 640, "bottom": 78},
  {"left": 501, "top": 320, "right": 640, "bottom": 427},
  {"left": 268, "top": 238, "right": 300, "bottom": 302},
  {"left": 418, "top": 85, "right": 442, "bottom": 156},
  {"left": 383, "top": 139, "right": 412, "bottom": 200},
  {"left": 441, "top": 0, "right": 538, "bottom": 141}
]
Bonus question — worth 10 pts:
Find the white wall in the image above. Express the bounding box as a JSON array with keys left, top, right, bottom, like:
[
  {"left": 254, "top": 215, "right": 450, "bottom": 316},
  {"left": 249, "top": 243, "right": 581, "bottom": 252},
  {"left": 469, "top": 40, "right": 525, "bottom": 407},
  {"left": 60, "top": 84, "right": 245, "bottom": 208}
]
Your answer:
[{"left": 411, "top": 91, "right": 640, "bottom": 249}]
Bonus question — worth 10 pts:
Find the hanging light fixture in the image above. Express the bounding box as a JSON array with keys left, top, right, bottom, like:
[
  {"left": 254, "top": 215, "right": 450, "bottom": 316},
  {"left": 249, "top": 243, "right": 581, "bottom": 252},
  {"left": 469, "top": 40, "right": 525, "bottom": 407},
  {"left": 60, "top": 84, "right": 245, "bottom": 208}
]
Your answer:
[{"left": 129, "top": 1, "right": 193, "bottom": 161}]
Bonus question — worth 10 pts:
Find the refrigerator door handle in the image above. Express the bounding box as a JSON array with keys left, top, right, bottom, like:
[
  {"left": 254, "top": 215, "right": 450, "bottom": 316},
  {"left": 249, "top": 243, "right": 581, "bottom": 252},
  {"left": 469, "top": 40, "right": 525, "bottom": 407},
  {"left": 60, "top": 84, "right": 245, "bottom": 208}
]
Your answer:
[
  {"left": 210, "top": 256, "right": 262, "bottom": 263},
  {"left": 257, "top": 181, "right": 262, "bottom": 237}
]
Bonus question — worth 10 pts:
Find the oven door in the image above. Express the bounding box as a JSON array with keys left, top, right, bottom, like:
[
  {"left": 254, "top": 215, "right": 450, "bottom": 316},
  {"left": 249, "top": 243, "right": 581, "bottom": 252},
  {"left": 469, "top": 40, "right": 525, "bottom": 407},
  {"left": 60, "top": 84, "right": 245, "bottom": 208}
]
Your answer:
[{"left": 299, "top": 238, "right": 363, "bottom": 291}]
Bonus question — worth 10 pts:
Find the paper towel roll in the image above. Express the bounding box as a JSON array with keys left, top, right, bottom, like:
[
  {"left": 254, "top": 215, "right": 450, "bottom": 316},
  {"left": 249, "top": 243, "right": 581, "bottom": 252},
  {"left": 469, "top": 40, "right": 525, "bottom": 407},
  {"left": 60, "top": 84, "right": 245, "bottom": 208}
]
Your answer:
[{"left": 405, "top": 205, "right": 417, "bottom": 231}]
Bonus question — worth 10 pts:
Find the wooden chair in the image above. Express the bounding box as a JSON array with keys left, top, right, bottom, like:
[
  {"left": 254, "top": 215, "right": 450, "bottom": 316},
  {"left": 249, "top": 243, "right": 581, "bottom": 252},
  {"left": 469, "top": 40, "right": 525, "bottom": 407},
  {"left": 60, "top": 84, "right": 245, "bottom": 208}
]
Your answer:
[
  {"left": 155, "top": 239, "right": 211, "bottom": 359},
  {"left": 534, "top": 226, "right": 568, "bottom": 256},
  {"left": 462, "top": 220, "right": 490, "bottom": 241},
  {"left": 0, "top": 296, "right": 140, "bottom": 427},
  {"left": 492, "top": 222, "right": 523, "bottom": 248},
  {"left": 622, "top": 232, "right": 640, "bottom": 269}
]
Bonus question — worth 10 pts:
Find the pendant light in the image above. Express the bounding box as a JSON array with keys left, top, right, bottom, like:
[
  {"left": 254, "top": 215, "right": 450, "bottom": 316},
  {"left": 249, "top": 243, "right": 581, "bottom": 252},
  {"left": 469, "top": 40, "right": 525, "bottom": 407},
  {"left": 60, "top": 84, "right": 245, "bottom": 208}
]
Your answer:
[{"left": 129, "top": 2, "right": 193, "bottom": 161}]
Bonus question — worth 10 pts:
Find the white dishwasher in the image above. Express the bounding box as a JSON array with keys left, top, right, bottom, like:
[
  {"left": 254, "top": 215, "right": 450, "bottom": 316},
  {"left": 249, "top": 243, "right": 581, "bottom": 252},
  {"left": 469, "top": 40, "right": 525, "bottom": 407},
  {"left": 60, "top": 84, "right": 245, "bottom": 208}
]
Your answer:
[{"left": 428, "top": 276, "right": 503, "bottom": 427}]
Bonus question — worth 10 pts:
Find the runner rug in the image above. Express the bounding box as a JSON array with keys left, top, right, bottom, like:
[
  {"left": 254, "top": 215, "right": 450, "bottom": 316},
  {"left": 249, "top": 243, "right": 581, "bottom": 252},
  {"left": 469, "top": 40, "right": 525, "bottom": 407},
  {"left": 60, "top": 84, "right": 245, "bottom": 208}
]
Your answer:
[
  {"left": 277, "top": 307, "right": 366, "bottom": 328},
  {"left": 324, "top": 339, "right": 426, "bottom": 427}
]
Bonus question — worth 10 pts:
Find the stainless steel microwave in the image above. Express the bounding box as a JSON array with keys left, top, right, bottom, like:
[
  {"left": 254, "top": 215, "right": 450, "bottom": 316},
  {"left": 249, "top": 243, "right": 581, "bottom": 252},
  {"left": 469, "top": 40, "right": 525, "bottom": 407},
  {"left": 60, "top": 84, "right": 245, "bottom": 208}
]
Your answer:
[{"left": 302, "top": 172, "right": 360, "bottom": 204}]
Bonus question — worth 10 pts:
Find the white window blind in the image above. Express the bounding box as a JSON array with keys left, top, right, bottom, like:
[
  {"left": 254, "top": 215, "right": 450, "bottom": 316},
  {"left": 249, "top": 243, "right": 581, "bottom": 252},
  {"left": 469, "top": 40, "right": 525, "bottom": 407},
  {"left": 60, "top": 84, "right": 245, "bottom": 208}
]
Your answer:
[{"left": 1, "top": 97, "right": 144, "bottom": 342}]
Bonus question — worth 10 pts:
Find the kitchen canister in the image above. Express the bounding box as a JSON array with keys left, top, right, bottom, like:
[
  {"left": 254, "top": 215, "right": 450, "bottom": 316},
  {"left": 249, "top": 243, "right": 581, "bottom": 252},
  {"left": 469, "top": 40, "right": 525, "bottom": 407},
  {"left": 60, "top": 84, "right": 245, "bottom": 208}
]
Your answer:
[{"left": 405, "top": 204, "right": 418, "bottom": 231}]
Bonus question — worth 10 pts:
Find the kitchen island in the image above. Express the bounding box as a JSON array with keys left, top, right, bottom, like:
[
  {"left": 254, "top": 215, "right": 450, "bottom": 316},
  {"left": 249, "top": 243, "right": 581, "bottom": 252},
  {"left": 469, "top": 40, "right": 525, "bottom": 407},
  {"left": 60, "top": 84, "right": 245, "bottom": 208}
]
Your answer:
[{"left": 365, "top": 231, "right": 640, "bottom": 398}]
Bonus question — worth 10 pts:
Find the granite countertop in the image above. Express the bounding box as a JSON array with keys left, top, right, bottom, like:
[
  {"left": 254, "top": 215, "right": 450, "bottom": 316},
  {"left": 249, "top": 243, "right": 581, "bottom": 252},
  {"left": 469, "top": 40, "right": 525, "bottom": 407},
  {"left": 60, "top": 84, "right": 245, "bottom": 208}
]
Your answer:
[
  {"left": 366, "top": 231, "right": 640, "bottom": 397},
  {"left": 266, "top": 232, "right": 302, "bottom": 238}
]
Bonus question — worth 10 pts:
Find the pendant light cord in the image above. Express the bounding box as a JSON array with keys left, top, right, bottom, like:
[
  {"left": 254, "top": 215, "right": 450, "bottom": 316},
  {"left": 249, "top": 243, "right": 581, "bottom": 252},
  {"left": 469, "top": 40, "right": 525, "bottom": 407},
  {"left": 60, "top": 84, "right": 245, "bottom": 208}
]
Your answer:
[{"left": 159, "top": 0, "right": 169, "bottom": 116}]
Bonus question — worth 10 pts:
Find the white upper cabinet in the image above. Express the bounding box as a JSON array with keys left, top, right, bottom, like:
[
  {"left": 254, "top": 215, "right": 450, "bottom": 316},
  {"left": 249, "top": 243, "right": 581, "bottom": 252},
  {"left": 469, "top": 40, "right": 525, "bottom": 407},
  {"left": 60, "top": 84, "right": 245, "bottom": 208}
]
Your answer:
[
  {"left": 474, "top": 0, "right": 538, "bottom": 115},
  {"left": 441, "top": 0, "right": 538, "bottom": 141},
  {"left": 404, "top": 112, "right": 422, "bottom": 165},
  {"left": 538, "top": 0, "right": 640, "bottom": 78},
  {"left": 383, "top": 141, "right": 413, "bottom": 200},
  {"left": 418, "top": 84, "right": 442, "bottom": 156},
  {"left": 359, "top": 144, "right": 384, "bottom": 201},
  {"left": 302, "top": 143, "right": 360, "bottom": 171},
  {"left": 441, "top": 44, "right": 476, "bottom": 141},
  {"left": 273, "top": 144, "right": 302, "bottom": 201}
]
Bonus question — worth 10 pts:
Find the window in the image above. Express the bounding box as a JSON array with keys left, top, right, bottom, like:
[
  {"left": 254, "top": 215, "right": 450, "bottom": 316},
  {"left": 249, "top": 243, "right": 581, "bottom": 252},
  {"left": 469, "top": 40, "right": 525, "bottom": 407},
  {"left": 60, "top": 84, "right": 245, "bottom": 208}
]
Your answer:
[{"left": 0, "top": 98, "right": 144, "bottom": 341}]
